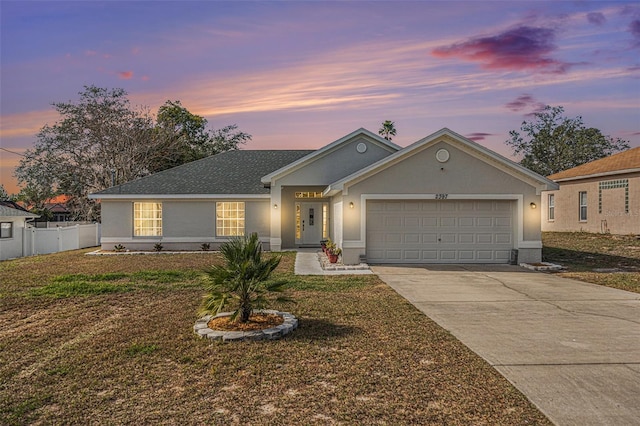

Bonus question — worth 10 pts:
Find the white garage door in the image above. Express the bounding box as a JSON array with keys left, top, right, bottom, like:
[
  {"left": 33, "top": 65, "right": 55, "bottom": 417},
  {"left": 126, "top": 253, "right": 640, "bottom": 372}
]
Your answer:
[{"left": 366, "top": 200, "right": 514, "bottom": 263}]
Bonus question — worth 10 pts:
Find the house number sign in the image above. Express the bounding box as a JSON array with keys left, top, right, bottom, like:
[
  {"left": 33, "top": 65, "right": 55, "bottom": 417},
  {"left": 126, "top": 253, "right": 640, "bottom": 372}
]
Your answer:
[{"left": 435, "top": 194, "right": 448, "bottom": 199}]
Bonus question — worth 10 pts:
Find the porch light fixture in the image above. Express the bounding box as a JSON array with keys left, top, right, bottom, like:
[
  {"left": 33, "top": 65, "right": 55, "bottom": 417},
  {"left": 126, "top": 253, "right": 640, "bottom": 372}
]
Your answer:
[
  {"left": 273, "top": 203, "right": 278, "bottom": 209},
  {"left": 530, "top": 202, "right": 536, "bottom": 209},
  {"left": 349, "top": 202, "right": 354, "bottom": 209}
]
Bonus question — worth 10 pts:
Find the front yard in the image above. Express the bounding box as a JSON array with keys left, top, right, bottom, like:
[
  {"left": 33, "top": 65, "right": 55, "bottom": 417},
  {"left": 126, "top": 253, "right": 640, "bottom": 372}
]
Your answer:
[
  {"left": 0, "top": 249, "right": 550, "bottom": 425},
  {"left": 543, "top": 232, "right": 640, "bottom": 293}
]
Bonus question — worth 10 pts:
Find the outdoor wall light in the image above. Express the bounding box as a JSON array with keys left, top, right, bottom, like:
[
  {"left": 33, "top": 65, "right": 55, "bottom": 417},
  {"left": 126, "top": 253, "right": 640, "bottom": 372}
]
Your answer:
[
  {"left": 349, "top": 202, "right": 354, "bottom": 209},
  {"left": 273, "top": 203, "right": 278, "bottom": 209},
  {"left": 530, "top": 202, "right": 537, "bottom": 209}
]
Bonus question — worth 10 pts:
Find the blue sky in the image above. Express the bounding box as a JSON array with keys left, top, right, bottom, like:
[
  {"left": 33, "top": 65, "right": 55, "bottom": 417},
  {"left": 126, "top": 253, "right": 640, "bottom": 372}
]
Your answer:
[{"left": 1, "top": 0, "right": 639, "bottom": 193}]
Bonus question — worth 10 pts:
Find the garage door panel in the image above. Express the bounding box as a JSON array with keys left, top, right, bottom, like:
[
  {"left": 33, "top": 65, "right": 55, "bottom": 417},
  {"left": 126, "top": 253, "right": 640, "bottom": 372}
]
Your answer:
[
  {"left": 405, "top": 233, "right": 420, "bottom": 244},
  {"left": 496, "top": 250, "right": 511, "bottom": 260},
  {"left": 422, "top": 217, "right": 438, "bottom": 227},
  {"left": 477, "top": 217, "right": 492, "bottom": 227},
  {"left": 459, "top": 250, "right": 475, "bottom": 260},
  {"left": 421, "top": 203, "right": 437, "bottom": 212},
  {"left": 441, "top": 217, "right": 456, "bottom": 226},
  {"left": 422, "top": 233, "right": 438, "bottom": 243},
  {"left": 422, "top": 250, "right": 438, "bottom": 260},
  {"left": 440, "top": 233, "right": 456, "bottom": 244},
  {"left": 440, "top": 250, "right": 457, "bottom": 260},
  {"left": 386, "top": 233, "right": 402, "bottom": 243},
  {"left": 477, "top": 234, "right": 492, "bottom": 244},
  {"left": 495, "top": 233, "right": 512, "bottom": 244},
  {"left": 495, "top": 217, "right": 512, "bottom": 227},
  {"left": 459, "top": 217, "right": 474, "bottom": 227},
  {"left": 405, "top": 250, "right": 420, "bottom": 260},
  {"left": 367, "top": 200, "right": 514, "bottom": 264},
  {"left": 405, "top": 217, "right": 420, "bottom": 227}
]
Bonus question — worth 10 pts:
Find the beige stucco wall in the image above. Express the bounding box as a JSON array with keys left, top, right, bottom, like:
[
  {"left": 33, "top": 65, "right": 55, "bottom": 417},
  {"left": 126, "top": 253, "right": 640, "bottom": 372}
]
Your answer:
[
  {"left": 99, "top": 198, "right": 271, "bottom": 250},
  {"left": 269, "top": 135, "right": 396, "bottom": 250},
  {"left": 541, "top": 172, "right": 640, "bottom": 235},
  {"left": 338, "top": 140, "right": 544, "bottom": 264},
  {"left": 276, "top": 136, "right": 396, "bottom": 187}
]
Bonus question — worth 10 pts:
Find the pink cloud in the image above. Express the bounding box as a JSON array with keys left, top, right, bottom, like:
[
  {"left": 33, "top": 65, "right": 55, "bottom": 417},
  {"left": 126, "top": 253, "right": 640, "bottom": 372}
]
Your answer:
[
  {"left": 432, "top": 26, "right": 570, "bottom": 74},
  {"left": 466, "top": 132, "right": 492, "bottom": 141},
  {"left": 141, "top": 75, "right": 149, "bottom": 81},
  {"left": 629, "top": 19, "right": 640, "bottom": 47},
  {"left": 85, "top": 50, "right": 97, "bottom": 56},
  {"left": 118, "top": 71, "right": 134, "bottom": 80},
  {"left": 505, "top": 94, "right": 547, "bottom": 116},
  {"left": 587, "top": 12, "right": 606, "bottom": 26}
]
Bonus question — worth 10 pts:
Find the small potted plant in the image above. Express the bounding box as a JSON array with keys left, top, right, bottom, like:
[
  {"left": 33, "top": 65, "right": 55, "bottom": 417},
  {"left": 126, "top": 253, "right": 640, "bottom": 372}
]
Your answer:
[{"left": 325, "top": 241, "right": 342, "bottom": 263}]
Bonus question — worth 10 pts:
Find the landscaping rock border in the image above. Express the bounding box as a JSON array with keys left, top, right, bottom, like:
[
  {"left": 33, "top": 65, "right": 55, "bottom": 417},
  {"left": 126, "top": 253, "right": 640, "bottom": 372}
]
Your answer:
[
  {"left": 194, "top": 310, "right": 298, "bottom": 342},
  {"left": 520, "top": 262, "right": 564, "bottom": 272}
]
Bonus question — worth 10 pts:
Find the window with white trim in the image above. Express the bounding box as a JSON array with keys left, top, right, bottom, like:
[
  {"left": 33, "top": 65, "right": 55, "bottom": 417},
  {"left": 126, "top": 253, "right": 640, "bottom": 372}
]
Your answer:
[
  {"left": 579, "top": 192, "right": 587, "bottom": 222},
  {"left": 548, "top": 194, "right": 555, "bottom": 221},
  {"left": 0, "top": 222, "right": 13, "bottom": 239},
  {"left": 134, "top": 202, "right": 162, "bottom": 236},
  {"left": 216, "top": 202, "right": 245, "bottom": 237}
]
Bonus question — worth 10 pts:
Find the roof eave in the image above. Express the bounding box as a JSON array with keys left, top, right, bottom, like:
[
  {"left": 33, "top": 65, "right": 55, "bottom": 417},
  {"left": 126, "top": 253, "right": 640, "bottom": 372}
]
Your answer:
[
  {"left": 551, "top": 167, "right": 640, "bottom": 183},
  {"left": 89, "top": 193, "right": 271, "bottom": 200}
]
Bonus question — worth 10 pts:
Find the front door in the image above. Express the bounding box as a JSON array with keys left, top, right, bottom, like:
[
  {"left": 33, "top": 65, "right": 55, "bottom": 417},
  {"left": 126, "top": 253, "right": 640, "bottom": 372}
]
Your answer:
[{"left": 297, "top": 202, "right": 323, "bottom": 246}]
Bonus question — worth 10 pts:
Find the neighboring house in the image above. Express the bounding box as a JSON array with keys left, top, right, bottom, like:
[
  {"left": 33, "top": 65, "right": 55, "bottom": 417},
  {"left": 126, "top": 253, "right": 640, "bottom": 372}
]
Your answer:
[
  {"left": 90, "top": 128, "right": 557, "bottom": 264},
  {"left": 0, "top": 202, "right": 39, "bottom": 260},
  {"left": 542, "top": 147, "right": 640, "bottom": 235},
  {"left": 43, "top": 202, "right": 72, "bottom": 222}
]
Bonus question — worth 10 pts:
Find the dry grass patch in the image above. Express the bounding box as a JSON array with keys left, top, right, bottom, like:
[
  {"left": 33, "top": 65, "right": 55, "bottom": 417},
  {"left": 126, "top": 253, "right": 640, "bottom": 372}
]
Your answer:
[
  {"left": 543, "top": 232, "right": 640, "bottom": 293},
  {"left": 1, "top": 249, "right": 550, "bottom": 425}
]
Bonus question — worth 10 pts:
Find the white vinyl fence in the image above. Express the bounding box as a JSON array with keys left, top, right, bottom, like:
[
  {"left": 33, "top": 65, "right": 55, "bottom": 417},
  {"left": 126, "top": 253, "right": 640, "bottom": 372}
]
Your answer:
[{"left": 7, "top": 224, "right": 101, "bottom": 260}]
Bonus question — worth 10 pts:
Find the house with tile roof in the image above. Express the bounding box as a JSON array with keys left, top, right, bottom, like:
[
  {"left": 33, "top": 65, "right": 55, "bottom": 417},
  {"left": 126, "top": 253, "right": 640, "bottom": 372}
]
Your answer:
[
  {"left": 90, "top": 128, "right": 557, "bottom": 264},
  {"left": 541, "top": 147, "right": 640, "bottom": 235}
]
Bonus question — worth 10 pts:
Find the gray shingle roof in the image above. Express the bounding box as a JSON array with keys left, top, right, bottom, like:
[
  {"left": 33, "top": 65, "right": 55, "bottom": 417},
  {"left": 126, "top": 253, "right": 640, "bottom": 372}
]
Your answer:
[
  {"left": 93, "top": 150, "right": 314, "bottom": 196},
  {"left": 0, "top": 204, "right": 39, "bottom": 217}
]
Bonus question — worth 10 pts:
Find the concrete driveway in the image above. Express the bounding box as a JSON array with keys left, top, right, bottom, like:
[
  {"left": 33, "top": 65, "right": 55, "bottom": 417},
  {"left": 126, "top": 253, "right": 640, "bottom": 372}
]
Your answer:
[{"left": 372, "top": 265, "right": 640, "bottom": 426}]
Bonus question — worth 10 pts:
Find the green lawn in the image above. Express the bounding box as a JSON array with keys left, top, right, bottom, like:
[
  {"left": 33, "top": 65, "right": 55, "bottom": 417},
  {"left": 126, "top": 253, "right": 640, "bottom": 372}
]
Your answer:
[{"left": 0, "top": 249, "right": 550, "bottom": 425}]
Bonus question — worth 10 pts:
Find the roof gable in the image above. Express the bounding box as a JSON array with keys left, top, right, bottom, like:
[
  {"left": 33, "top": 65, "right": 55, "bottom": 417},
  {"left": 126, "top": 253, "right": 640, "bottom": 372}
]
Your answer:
[
  {"left": 261, "top": 128, "right": 400, "bottom": 185},
  {"left": 90, "top": 150, "right": 313, "bottom": 198},
  {"left": 547, "top": 146, "right": 640, "bottom": 181},
  {"left": 326, "top": 128, "right": 558, "bottom": 194}
]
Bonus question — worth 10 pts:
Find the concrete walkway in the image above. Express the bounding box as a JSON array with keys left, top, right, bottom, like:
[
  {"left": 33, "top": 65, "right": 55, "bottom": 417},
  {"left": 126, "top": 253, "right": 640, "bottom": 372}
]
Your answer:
[
  {"left": 294, "top": 250, "right": 373, "bottom": 275},
  {"left": 372, "top": 264, "right": 640, "bottom": 426}
]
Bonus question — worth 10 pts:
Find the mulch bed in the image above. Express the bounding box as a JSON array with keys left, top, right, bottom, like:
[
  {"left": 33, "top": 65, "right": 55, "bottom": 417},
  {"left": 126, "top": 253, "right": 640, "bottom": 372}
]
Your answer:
[{"left": 207, "top": 313, "right": 284, "bottom": 331}]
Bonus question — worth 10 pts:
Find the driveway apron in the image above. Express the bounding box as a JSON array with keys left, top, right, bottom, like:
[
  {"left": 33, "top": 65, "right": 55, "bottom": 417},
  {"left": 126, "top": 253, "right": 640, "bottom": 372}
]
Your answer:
[{"left": 372, "top": 265, "right": 640, "bottom": 426}]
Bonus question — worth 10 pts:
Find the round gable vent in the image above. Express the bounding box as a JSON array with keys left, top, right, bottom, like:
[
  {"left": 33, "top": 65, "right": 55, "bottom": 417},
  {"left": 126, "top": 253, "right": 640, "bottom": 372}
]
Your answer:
[
  {"left": 356, "top": 142, "right": 367, "bottom": 153},
  {"left": 436, "top": 148, "right": 450, "bottom": 163}
]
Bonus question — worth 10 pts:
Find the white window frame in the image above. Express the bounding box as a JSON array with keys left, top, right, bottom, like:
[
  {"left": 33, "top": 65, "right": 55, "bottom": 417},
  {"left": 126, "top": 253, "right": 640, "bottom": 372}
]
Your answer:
[
  {"left": 0, "top": 222, "right": 13, "bottom": 239},
  {"left": 216, "top": 201, "right": 245, "bottom": 237},
  {"left": 133, "top": 202, "right": 162, "bottom": 237},
  {"left": 548, "top": 194, "right": 555, "bottom": 221},
  {"left": 579, "top": 192, "right": 587, "bottom": 222}
]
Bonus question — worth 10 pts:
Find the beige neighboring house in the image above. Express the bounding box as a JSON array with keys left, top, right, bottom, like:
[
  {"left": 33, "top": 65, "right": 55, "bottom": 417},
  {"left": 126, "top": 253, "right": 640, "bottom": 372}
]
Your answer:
[
  {"left": 542, "top": 146, "right": 640, "bottom": 235},
  {"left": 90, "top": 128, "right": 558, "bottom": 264}
]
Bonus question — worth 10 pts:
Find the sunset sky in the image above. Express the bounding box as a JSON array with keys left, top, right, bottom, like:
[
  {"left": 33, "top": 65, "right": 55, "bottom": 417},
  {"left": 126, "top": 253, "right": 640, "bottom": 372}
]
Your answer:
[{"left": 1, "top": 1, "right": 639, "bottom": 194}]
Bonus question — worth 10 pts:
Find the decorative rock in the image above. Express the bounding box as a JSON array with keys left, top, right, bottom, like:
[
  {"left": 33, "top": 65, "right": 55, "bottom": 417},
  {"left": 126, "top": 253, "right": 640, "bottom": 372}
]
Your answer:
[
  {"left": 194, "top": 310, "right": 298, "bottom": 342},
  {"left": 520, "top": 262, "right": 564, "bottom": 271}
]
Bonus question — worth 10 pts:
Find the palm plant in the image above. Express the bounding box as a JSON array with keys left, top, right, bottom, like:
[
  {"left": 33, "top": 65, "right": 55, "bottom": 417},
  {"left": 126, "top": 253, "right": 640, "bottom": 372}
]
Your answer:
[
  {"left": 378, "top": 120, "right": 397, "bottom": 141},
  {"left": 199, "top": 233, "right": 286, "bottom": 323}
]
